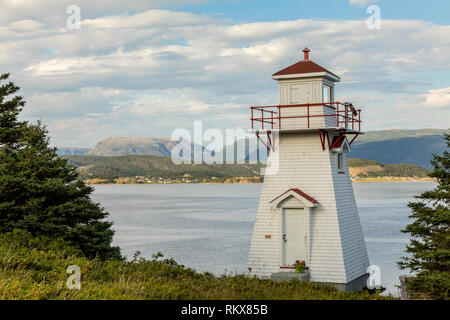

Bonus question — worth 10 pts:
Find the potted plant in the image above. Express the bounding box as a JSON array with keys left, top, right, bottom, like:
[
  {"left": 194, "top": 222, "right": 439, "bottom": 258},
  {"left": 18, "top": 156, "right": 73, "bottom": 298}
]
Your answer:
[{"left": 295, "top": 260, "right": 306, "bottom": 274}]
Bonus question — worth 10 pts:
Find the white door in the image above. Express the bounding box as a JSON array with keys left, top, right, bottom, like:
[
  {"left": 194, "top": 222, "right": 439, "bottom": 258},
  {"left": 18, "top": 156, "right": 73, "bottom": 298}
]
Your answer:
[{"left": 282, "top": 208, "right": 307, "bottom": 266}]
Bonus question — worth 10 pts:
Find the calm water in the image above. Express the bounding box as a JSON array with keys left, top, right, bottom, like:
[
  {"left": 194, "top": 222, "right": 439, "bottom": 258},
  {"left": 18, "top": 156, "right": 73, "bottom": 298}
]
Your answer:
[{"left": 91, "top": 182, "right": 436, "bottom": 297}]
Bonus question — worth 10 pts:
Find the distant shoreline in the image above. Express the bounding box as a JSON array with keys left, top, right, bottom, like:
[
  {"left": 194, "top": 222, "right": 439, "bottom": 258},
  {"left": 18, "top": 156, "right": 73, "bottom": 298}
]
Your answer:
[
  {"left": 352, "top": 177, "right": 435, "bottom": 183},
  {"left": 85, "top": 177, "right": 435, "bottom": 185}
]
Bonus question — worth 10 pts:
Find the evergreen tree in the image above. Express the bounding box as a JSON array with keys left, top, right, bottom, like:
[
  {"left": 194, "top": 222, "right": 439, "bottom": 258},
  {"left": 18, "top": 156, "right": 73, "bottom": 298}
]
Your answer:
[
  {"left": 0, "top": 73, "right": 121, "bottom": 260},
  {"left": 398, "top": 131, "right": 450, "bottom": 299}
]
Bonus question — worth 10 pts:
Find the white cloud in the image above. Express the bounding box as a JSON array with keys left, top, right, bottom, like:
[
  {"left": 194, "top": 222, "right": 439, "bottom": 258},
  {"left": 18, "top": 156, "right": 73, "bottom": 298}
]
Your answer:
[
  {"left": 16, "top": 14, "right": 450, "bottom": 94},
  {"left": 1, "top": 7, "right": 450, "bottom": 146},
  {"left": 423, "top": 87, "right": 450, "bottom": 108},
  {"left": 23, "top": 87, "right": 127, "bottom": 118},
  {"left": 8, "top": 19, "right": 45, "bottom": 30},
  {"left": 0, "top": 0, "right": 212, "bottom": 25}
]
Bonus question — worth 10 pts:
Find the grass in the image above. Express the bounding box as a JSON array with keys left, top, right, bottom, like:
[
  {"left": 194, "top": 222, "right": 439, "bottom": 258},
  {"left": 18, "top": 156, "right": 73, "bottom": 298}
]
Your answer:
[{"left": 0, "top": 230, "right": 391, "bottom": 300}]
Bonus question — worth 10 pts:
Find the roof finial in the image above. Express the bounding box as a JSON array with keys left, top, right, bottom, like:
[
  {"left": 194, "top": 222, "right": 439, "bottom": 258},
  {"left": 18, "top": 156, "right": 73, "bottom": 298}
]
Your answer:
[{"left": 303, "top": 47, "right": 310, "bottom": 61}]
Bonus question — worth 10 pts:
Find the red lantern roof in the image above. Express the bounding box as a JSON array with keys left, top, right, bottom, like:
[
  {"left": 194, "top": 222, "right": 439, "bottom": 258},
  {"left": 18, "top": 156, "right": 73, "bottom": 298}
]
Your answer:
[{"left": 272, "top": 47, "right": 340, "bottom": 80}]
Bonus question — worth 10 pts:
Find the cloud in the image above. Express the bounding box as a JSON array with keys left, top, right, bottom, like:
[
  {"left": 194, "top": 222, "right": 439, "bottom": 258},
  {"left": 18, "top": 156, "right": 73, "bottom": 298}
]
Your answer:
[
  {"left": 423, "top": 87, "right": 450, "bottom": 108},
  {"left": 0, "top": 0, "right": 212, "bottom": 25},
  {"left": 16, "top": 15, "right": 450, "bottom": 95},
  {"left": 8, "top": 19, "right": 45, "bottom": 30},
  {"left": 1, "top": 7, "right": 450, "bottom": 146},
  {"left": 23, "top": 87, "right": 127, "bottom": 118}
]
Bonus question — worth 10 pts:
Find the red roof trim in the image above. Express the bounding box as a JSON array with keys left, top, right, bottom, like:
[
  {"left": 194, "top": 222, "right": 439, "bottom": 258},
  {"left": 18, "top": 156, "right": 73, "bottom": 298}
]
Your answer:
[
  {"left": 273, "top": 60, "right": 340, "bottom": 79},
  {"left": 270, "top": 188, "right": 319, "bottom": 205}
]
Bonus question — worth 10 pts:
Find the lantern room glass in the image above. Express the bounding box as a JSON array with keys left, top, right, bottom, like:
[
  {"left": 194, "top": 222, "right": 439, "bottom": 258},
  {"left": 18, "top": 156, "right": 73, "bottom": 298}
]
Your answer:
[{"left": 323, "top": 85, "right": 331, "bottom": 104}]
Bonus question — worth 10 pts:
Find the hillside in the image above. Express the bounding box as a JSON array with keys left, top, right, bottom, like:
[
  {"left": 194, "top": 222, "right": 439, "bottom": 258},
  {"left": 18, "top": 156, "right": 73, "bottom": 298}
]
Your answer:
[
  {"left": 347, "top": 158, "right": 430, "bottom": 178},
  {"left": 66, "top": 155, "right": 430, "bottom": 182},
  {"left": 246, "top": 129, "right": 446, "bottom": 169},
  {"left": 353, "top": 129, "right": 446, "bottom": 144},
  {"left": 86, "top": 137, "right": 207, "bottom": 159},
  {"left": 349, "top": 130, "right": 446, "bottom": 169},
  {"left": 67, "top": 155, "right": 262, "bottom": 180},
  {"left": 64, "top": 129, "right": 446, "bottom": 170}
]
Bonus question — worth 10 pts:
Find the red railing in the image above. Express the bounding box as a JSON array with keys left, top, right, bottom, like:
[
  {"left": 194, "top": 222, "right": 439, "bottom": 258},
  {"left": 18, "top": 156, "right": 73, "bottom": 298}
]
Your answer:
[{"left": 250, "top": 102, "right": 361, "bottom": 132}]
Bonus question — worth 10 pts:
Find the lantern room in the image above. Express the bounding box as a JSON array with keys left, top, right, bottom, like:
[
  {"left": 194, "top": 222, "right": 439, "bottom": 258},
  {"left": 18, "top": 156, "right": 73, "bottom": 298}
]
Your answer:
[{"left": 250, "top": 48, "right": 361, "bottom": 134}]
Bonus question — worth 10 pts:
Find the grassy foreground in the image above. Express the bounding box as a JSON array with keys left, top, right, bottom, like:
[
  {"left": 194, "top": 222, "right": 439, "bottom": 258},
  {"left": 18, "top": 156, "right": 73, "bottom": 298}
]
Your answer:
[{"left": 0, "top": 230, "right": 390, "bottom": 300}]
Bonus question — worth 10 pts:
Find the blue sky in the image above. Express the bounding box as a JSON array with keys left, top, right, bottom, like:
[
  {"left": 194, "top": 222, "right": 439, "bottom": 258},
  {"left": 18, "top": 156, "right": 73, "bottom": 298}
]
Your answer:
[
  {"left": 0, "top": 0, "right": 449, "bottom": 147},
  {"left": 174, "top": 0, "right": 450, "bottom": 25}
]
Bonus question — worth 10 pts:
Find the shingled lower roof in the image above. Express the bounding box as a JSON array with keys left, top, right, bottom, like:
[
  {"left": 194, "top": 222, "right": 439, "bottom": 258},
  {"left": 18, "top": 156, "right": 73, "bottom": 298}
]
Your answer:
[{"left": 270, "top": 188, "right": 319, "bottom": 208}]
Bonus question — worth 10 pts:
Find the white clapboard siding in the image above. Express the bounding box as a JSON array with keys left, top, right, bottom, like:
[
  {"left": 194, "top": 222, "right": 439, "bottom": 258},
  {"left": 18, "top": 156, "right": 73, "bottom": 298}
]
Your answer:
[
  {"left": 331, "top": 152, "right": 370, "bottom": 281},
  {"left": 247, "top": 132, "right": 369, "bottom": 283}
]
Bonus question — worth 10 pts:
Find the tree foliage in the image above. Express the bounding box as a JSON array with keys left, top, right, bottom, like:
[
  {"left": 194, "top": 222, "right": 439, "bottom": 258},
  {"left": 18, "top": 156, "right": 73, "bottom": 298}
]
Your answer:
[
  {"left": 398, "top": 131, "right": 450, "bottom": 299},
  {"left": 0, "top": 73, "right": 121, "bottom": 260}
]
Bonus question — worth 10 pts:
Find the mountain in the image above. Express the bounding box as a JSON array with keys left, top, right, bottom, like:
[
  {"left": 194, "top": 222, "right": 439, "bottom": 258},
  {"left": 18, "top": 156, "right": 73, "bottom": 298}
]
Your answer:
[
  {"left": 353, "top": 129, "right": 445, "bottom": 144},
  {"left": 245, "top": 129, "right": 446, "bottom": 168},
  {"left": 87, "top": 137, "right": 206, "bottom": 160},
  {"left": 349, "top": 129, "right": 446, "bottom": 169},
  {"left": 88, "top": 137, "right": 177, "bottom": 157},
  {"left": 65, "top": 129, "right": 447, "bottom": 169}
]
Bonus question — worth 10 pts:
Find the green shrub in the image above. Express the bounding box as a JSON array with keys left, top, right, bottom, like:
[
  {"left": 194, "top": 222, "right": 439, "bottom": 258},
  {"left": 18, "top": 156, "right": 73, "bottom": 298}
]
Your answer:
[{"left": 407, "top": 272, "right": 450, "bottom": 300}]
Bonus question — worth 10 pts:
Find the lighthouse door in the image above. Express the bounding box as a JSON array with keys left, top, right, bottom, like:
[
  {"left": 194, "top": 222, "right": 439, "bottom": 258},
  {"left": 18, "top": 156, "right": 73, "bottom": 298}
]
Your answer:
[{"left": 282, "top": 208, "right": 307, "bottom": 266}]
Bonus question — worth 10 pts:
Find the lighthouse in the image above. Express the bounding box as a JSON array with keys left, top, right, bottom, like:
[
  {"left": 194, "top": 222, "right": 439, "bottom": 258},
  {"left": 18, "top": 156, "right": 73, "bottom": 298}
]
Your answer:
[{"left": 247, "top": 48, "right": 369, "bottom": 291}]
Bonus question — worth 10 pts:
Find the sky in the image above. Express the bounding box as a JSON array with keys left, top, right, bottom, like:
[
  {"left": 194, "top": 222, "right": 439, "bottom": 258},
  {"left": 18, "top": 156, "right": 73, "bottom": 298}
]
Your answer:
[{"left": 1, "top": 0, "right": 449, "bottom": 147}]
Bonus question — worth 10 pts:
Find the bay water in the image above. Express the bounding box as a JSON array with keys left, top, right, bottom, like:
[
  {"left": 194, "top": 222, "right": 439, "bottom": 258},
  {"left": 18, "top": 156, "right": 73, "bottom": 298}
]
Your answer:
[{"left": 91, "top": 182, "right": 436, "bottom": 296}]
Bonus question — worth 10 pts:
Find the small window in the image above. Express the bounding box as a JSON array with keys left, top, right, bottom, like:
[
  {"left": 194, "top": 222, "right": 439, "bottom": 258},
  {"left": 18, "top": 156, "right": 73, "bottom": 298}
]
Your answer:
[
  {"left": 337, "top": 153, "right": 344, "bottom": 171},
  {"left": 323, "top": 85, "right": 331, "bottom": 103}
]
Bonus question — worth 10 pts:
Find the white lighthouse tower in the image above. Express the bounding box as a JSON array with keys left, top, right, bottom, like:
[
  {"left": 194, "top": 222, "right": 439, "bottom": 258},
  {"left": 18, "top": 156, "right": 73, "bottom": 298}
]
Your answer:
[{"left": 247, "top": 48, "right": 369, "bottom": 291}]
